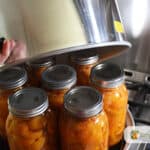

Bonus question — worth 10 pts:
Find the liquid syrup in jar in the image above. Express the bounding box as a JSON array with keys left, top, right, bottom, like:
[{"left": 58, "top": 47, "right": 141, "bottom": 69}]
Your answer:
[
  {"left": 91, "top": 63, "right": 128, "bottom": 146},
  {"left": 6, "top": 87, "right": 58, "bottom": 150},
  {"left": 59, "top": 86, "right": 109, "bottom": 150}
]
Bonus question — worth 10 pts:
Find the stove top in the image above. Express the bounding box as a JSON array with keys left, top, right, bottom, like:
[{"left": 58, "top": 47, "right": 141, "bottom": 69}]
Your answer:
[
  {"left": 124, "top": 69, "right": 150, "bottom": 150},
  {"left": 125, "top": 78, "right": 150, "bottom": 125}
]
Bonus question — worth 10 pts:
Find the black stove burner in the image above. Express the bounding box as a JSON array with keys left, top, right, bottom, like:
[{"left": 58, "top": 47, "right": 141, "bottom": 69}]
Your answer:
[
  {"left": 126, "top": 80, "right": 143, "bottom": 90},
  {"left": 124, "top": 81, "right": 150, "bottom": 149},
  {"left": 126, "top": 81, "right": 150, "bottom": 125}
]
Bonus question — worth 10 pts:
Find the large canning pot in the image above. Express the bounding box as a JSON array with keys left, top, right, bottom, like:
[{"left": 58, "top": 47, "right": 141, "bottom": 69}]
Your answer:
[{"left": 2, "top": 0, "right": 131, "bottom": 67}]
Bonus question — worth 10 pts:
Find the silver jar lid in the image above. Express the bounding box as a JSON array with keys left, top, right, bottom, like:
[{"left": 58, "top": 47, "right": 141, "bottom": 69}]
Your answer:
[
  {"left": 29, "top": 57, "right": 55, "bottom": 68},
  {"left": 0, "top": 67, "right": 27, "bottom": 89},
  {"left": 70, "top": 51, "right": 99, "bottom": 65},
  {"left": 91, "top": 63, "right": 124, "bottom": 88},
  {"left": 64, "top": 86, "right": 103, "bottom": 118},
  {"left": 8, "top": 87, "right": 49, "bottom": 118},
  {"left": 42, "top": 64, "right": 77, "bottom": 90}
]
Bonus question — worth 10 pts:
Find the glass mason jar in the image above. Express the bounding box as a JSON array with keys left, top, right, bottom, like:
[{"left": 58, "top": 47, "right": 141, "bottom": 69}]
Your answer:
[
  {"left": 42, "top": 64, "right": 77, "bottom": 111},
  {"left": 0, "top": 67, "right": 27, "bottom": 139},
  {"left": 59, "top": 86, "right": 109, "bottom": 150},
  {"left": 6, "top": 87, "right": 57, "bottom": 150},
  {"left": 70, "top": 51, "right": 99, "bottom": 86},
  {"left": 91, "top": 63, "right": 128, "bottom": 146},
  {"left": 26, "top": 57, "right": 55, "bottom": 87}
]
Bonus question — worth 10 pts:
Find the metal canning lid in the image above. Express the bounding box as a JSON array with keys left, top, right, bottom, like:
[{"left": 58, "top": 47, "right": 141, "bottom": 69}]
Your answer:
[
  {"left": 42, "top": 64, "right": 77, "bottom": 90},
  {"left": 64, "top": 86, "right": 103, "bottom": 118},
  {"left": 0, "top": 67, "right": 27, "bottom": 89},
  {"left": 91, "top": 63, "right": 124, "bottom": 88},
  {"left": 8, "top": 87, "right": 49, "bottom": 118},
  {"left": 70, "top": 51, "right": 99, "bottom": 65},
  {"left": 29, "top": 57, "right": 54, "bottom": 68}
]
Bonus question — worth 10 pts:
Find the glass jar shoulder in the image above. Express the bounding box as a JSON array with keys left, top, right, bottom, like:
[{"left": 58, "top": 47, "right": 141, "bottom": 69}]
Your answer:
[
  {"left": 61, "top": 110, "right": 107, "bottom": 125},
  {"left": 98, "top": 84, "right": 128, "bottom": 101},
  {"left": 99, "top": 83, "right": 127, "bottom": 93}
]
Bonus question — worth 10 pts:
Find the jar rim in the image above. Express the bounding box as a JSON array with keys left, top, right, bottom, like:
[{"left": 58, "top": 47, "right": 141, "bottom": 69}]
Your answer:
[
  {"left": 91, "top": 63, "right": 124, "bottom": 88},
  {"left": 42, "top": 64, "right": 77, "bottom": 90},
  {"left": 70, "top": 51, "right": 99, "bottom": 65},
  {"left": 0, "top": 67, "right": 27, "bottom": 89},
  {"left": 64, "top": 86, "right": 103, "bottom": 118},
  {"left": 8, "top": 87, "right": 49, "bottom": 118},
  {"left": 29, "top": 57, "right": 54, "bottom": 68}
]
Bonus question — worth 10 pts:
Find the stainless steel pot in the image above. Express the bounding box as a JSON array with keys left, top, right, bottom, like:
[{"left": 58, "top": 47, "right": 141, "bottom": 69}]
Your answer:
[{"left": 4, "top": 0, "right": 131, "bottom": 67}]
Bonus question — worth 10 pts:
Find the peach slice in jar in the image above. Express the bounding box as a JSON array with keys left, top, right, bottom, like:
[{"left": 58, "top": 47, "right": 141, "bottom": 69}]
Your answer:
[{"left": 28, "top": 115, "right": 47, "bottom": 131}]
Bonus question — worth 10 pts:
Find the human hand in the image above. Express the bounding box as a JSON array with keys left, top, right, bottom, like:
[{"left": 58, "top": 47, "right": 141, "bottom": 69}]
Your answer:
[{"left": 0, "top": 39, "right": 27, "bottom": 65}]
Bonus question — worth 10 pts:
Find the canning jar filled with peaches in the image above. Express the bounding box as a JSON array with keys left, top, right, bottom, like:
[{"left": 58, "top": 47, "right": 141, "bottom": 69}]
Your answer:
[
  {"left": 6, "top": 87, "right": 57, "bottom": 150},
  {"left": 59, "top": 86, "right": 109, "bottom": 150},
  {"left": 27, "top": 57, "right": 55, "bottom": 86},
  {"left": 0, "top": 67, "right": 27, "bottom": 139},
  {"left": 70, "top": 51, "right": 99, "bottom": 85},
  {"left": 91, "top": 63, "right": 128, "bottom": 146},
  {"left": 42, "top": 64, "right": 77, "bottom": 111}
]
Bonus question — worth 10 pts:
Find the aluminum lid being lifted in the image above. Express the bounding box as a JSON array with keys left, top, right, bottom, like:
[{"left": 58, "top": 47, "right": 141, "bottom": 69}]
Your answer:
[
  {"left": 70, "top": 50, "right": 99, "bottom": 65},
  {"left": 42, "top": 64, "right": 77, "bottom": 90},
  {"left": 91, "top": 63, "right": 124, "bottom": 88},
  {"left": 64, "top": 86, "right": 103, "bottom": 118},
  {"left": 0, "top": 67, "right": 27, "bottom": 89},
  {"left": 8, "top": 87, "right": 49, "bottom": 118}
]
